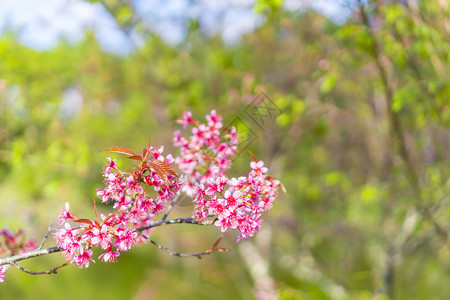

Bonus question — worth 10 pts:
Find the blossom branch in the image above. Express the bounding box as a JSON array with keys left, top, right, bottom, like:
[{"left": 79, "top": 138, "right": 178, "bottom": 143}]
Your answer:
[
  {"left": 143, "top": 235, "right": 228, "bottom": 259},
  {"left": 38, "top": 225, "right": 53, "bottom": 250},
  {"left": 13, "top": 262, "right": 69, "bottom": 275},
  {"left": 0, "top": 246, "right": 62, "bottom": 266},
  {"left": 1, "top": 110, "right": 281, "bottom": 283},
  {"left": 135, "top": 216, "right": 216, "bottom": 233},
  {"left": 0, "top": 216, "right": 215, "bottom": 266},
  {"left": 161, "top": 190, "right": 182, "bottom": 221}
]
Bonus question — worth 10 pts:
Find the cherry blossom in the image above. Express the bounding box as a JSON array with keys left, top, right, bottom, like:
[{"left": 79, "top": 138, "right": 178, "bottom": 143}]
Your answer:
[
  {"left": 0, "top": 109, "right": 282, "bottom": 280},
  {"left": 0, "top": 265, "right": 9, "bottom": 283},
  {"left": 174, "top": 111, "right": 282, "bottom": 242}
]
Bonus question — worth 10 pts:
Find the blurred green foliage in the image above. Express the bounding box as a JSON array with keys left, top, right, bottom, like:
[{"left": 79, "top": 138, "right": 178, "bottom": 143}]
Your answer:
[{"left": 0, "top": 0, "right": 449, "bottom": 299}]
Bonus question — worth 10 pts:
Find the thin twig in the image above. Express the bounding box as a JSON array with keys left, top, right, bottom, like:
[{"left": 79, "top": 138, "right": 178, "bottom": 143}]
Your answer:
[
  {"left": 358, "top": 0, "right": 448, "bottom": 241},
  {"left": 13, "top": 262, "right": 69, "bottom": 275},
  {"left": 135, "top": 216, "right": 215, "bottom": 233},
  {"left": 0, "top": 246, "right": 62, "bottom": 266},
  {"left": 38, "top": 224, "right": 53, "bottom": 250},
  {"left": 161, "top": 190, "right": 182, "bottom": 221},
  {"left": 142, "top": 235, "right": 227, "bottom": 259},
  {"left": 1, "top": 216, "right": 215, "bottom": 266}
]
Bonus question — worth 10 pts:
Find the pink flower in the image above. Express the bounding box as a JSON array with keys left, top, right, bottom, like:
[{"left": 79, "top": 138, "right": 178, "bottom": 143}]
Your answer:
[
  {"left": 57, "top": 202, "right": 75, "bottom": 225},
  {"left": 54, "top": 223, "right": 78, "bottom": 249},
  {"left": 205, "top": 177, "right": 227, "bottom": 196},
  {"left": 104, "top": 158, "right": 119, "bottom": 173},
  {"left": 0, "top": 265, "right": 10, "bottom": 283},
  {"left": 250, "top": 161, "right": 268, "bottom": 174},
  {"left": 206, "top": 110, "right": 223, "bottom": 129},
  {"left": 126, "top": 174, "right": 144, "bottom": 194},
  {"left": 20, "top": 240, "right": 37, "bottom": 253},
  {"left": 214, "top": 208, "right": 238, "bottom": 232},
  {"left": 73, "top": 249, "right": 94, "bottom": 268},
  {"left": 176, "top": 111, "right": 195, "bottom": 129},
  {"left": 96, "top": 188, "right": 110, "bottom": 203},
  {"left": 114, "top": 228, "right": 138, "bottom": 251},
  {"left": 99, "top": 249, "right": 120, "bottom": 263},
  {"left": 224, "top": 190, "right": 241, "bottom": 208},
  {"left": 91, "top": 225, "right": 112, "bottom": 250},
  {"left": 236, "top": 214, "right": 262, "bottom": 242}
]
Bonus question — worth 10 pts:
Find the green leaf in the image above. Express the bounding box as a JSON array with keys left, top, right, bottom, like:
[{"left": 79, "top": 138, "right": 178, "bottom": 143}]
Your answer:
[{"left": 320, "top": 74, "right": 337, "bottom": 94}]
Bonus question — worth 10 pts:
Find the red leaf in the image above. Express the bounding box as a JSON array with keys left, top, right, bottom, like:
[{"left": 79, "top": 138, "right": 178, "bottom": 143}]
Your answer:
[
  {"left": 142, "top": 138, "right": 152, "bottom": 161},
  {"left": 248, "top": 150, "right": 258, "bottom": 162},
  {"left": 150, "top": 159, "right": 177, "bottom": 176},
  {"left": 147, "top": 161, "right": 169, "bottom": 187},
  {"left": 211, "top": 236, "right": 223, "bottom": 249},
  {"left": 103, "top": 214, "right": 116, "bottom": 223},
  {"left": 101, "top": 147, "right": 135, "bottom": 156},
  {"left": 214, "top": 247, "right": 229, "bottom": 252},
  {"left": 73, "top": 219, "right": 93, "bottom": 226},
  {"left": 127, "top": 155, "right": 143, "bottom": 161}
]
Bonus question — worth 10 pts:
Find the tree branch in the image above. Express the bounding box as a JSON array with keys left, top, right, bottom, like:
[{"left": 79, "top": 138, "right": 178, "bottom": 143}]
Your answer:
[
  {"left": 0, "top": 216, "right": 215, "bottom": 266},
  {"left": 38, "top": 224, "right": 53, "bottom": 250},
  {"left": 142, "top": 235, "right": 228, "bottom": 259},
  {"left": 0, "top": 246, "right": 62, "bottom": 266},
  {"left": 134, "top": 216, "right": 215, "bottom": 233},
  {"left": 358, "top": 0, "right": 448, "bottom": 241},
  {"left": 13, "top": 262, "right": 69, "bottom": 275},
  {"left": 161, "top": 191, "right": 182, "bottom": 221}
]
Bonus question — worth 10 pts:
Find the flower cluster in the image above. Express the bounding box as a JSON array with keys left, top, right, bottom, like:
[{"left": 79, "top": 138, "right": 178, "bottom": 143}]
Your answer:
[
  {"left": 0, "top": 226, "right": 37, "bottom": 282},
  {"left": 174, "top": 111, "right": 282, "bottom": 242},
  {"left": 173, "top": 110, "right": 238, "bottom": 196},
  {"left": 0, "top": 227, "right": 37, "bottom": 256},
  {"left": 0, "top": 265, "right": 9, "bottom": 283},
  {"left": 0, "top": 110, "right": 281, "bottom": 283},
  {"left": 54, "top": 146, "right": 181, "bottom": 268}
]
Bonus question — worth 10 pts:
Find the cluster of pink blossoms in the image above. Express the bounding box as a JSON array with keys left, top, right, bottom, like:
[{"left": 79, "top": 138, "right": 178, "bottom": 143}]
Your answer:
[
  {"left": 0, "top": 227, "right": 37, "bottom": 282},
  {"left": 174, "top": 110, "right": 282, "bottom": 241},
  {"left": 0, "top": 227, "right": 37, "bottom": 256},
  {"left": 49, "top": 109, "right": 281, "bottom": 270},
  {"left": 0, "top": 265, "right": 8, "bottom": 283},
  {"left": 173, "top": 110, "right": 238, "bottom": 194},
  {"left": 53, "top": 146, "right": 181, "bottom": 268}
]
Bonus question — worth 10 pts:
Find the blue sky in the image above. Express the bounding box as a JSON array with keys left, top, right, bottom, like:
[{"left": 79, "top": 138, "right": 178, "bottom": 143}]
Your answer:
[{"left": 0, "top": 0, "right": 349, "bottom": 54}]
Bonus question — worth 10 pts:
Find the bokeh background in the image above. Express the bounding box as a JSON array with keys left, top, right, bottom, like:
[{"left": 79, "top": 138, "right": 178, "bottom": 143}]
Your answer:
[{"left": 0, "top": 0, "right": 449, "bottom": 299}]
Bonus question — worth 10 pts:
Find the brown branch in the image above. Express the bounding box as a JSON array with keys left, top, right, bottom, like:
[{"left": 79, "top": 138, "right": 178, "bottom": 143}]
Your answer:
[
  {"left": 38, "top": 225, "right": 53, "bottom": 250},
  {"left": 142, "top": 235, "right": 228, "bottom": 259},
  {"left": 358, "top": 0, "right": 448, "bottom": 241},
  {"left": 1, "top": 216, "right": 216, "bottom": 266},
  {"left": 357, "top": 1, "right": 448, "bottom": 298},
  {"left": 161, "top": 191, "right": 182, "bottom": 221},
  {"left": 0, "top": 246, "right": 62, "bottom": 266},
  {"left": 13, "top": 262, "right": 69, "bottom": 275},
  {"left": 134, "top": 216, "right": 216, "bottom": 233}
]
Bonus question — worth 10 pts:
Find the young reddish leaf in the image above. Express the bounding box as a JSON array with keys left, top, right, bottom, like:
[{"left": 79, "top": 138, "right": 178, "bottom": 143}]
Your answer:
[
  {"left": 280, "top": 182, "right": 288, "bottom": 194},
  {"left": 214, "top": 247, "right": 229, "bottom": 252},
  {"left": 127, "top": 155, "right": 143, "bottom": 161},
  {"left": 73, "top": 219, "right": 94, "bottom": 226},
  {"left": 150, "top": 159, "right": 177, "bottom": 176},
  {"left": 103, "top": 214, "right": 116, "bottom": 224},
  {"left": 248, "top": 150, "right": 258, "bottom": 162},
  {"left": 142, "top": 137, "right": 152, "bottom": 161},
  {"left": 147, "top": 161, "right": 169, "bottom": 187},
  {"left": 211, "top": 236, "right": 223, "bottom": 250},
  {"left": 93, "top": 197, "right": 98, "bottom": 223},
  {"left": 101, "top": 147, "right": 136, "bottom": 156},
  {"left": 142, "top": 148, "right": 148, "bottom": 160}
]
